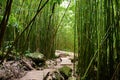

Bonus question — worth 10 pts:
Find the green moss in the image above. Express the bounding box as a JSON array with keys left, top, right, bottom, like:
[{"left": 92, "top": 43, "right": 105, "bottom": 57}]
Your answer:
[
  {"left": 25, "top": 52, "right": 45, "bottom": 66},
  {"left": 25, "top": 52, "right": 44, "bottom": 59},
  {"left": 59, "top": 66, "right": 72, "bottom": 78}
]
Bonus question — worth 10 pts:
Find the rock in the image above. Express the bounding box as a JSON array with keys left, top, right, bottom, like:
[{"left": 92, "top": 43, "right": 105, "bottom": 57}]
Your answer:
[
  {"left": 55, "top": 50, "right": 69, "bottom": 57},
  {"left": 43, "top": 70, "right": 64, "bottom": 80},
  {"left": 56, "top": 58, "right": 62, "bottom": 63},
  {"left": 45, "top": 60, "right": 57, "bottom": 68},
  {"left": 25, "top": 52, "right": 45, "bottom": 66},
  {"left": 60, "top": 57, "right": 73, "bottom": 66},
  {"left": 25, "top": 52, "right": 44, "bottom": 59},
  {"left": 68, "top": 76, "right": 77, "bottom": 80},
  {"left": 59, "top": 66, "right": 72, "bottom": 79}
]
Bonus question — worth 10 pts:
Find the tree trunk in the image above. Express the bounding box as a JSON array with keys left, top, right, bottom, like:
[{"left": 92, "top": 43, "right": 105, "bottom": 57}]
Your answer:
[{"left": 0, "top": 0, "right": 13, "bottom": 48}]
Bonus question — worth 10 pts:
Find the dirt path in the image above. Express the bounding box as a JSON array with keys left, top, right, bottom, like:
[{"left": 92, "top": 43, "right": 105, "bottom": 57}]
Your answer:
[
  {"left": 19, "top": 69, "right": 56, "bottom": 80},
  {"left": 19, "top": 50, "right": 74, "bottom": 80}
]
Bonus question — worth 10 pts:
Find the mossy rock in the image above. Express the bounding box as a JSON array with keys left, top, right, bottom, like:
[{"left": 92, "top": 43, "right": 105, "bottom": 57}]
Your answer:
[
  {"left": 25, "top": 52, "right": 45, "bottom": 66},
  {"left": 59, "top": 66, "right": 72, "bottom": 79},
  {"left": 25, "top": 52, "right": 44, "bottom": 59}
]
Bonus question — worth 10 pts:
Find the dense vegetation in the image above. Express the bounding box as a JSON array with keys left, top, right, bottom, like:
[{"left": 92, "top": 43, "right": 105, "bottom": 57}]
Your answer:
[
  {"left": 0, "top": 0, "right": 120, "bottom": 80},
  {"left": 76, "top": 0, "right": 120, "bottom": 80}
]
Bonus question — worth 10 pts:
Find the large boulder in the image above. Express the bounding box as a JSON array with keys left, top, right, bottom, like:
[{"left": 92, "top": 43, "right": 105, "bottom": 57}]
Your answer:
[{"left": 25, "top": 52, "right": 45, "bottom": 66}]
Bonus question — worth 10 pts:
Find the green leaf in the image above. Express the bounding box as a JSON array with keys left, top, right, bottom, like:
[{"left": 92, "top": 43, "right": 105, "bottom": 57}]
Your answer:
[
  {"left": 57, "top": 0, "right": 62, "bottom": 4},
  {"left": 52, "top": 0, "right": 62, "bottom": 5}
]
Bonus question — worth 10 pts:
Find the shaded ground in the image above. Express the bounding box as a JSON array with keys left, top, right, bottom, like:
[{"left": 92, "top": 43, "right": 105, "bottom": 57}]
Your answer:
[{"left": 0, "top": 50, "right": 76, "bottom": 80}]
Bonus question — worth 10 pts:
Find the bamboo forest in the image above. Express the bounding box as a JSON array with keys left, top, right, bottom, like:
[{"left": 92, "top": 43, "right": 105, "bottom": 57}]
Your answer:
[{"left": 0, "top": 0, "right": 120, "bottom": 80}]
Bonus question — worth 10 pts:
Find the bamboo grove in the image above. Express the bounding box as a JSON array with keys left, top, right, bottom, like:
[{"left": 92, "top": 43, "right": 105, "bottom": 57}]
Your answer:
[
  {"left": 0, "top": 0, "right": 120, "bottom": 80},
  {"left": 75, "top": 0, "right": 120, "bottom": 80},
  {"left": 0, "top": 0, "right": 63, "bottom": 60}
]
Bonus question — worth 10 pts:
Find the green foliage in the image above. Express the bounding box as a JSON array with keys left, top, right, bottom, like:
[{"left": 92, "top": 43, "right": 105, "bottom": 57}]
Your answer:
[
  {"left": 8, "top": 14, "right": 23, "bottom": 30},
  {"left": 0, "top": 0, "right": 6, "bottom": 6},
  {"left": 0, "top": 0, "right": 6, "bottom": 14},
  {"left": 76, "top": 0, "right": 120, "bottom": 80},
  {"left": 1, "top": 0, "right": 75, "bottom": 57},
  {"left": 8, "top": 14, "right": 18, "bottom": 27},
  {"left": 0, "top": 50, "right": 2, "bottom": 56},
  {"left": 56, "top": 0, "right": 62, "bottom": 5},
  {"left": 0, "top": 0, "right": 5, "bottom": 4},
  {"left": 52, "top": 0, "right": 62, "bottom": 5},
  {"left": 4, "top": 41, "right": 13, "bottom": 50},
  {"left": 56, "top": 0, "right": 75, "bottom": 52},
  {"left": 0, "top": 15, "right": 3, "bottom": 21}
]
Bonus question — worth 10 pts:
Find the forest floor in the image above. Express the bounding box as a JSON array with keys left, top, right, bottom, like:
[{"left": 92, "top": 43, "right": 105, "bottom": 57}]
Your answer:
[
  {"left": 0, "top": 50, "right": 76, "bottom": 80},
  {"left": 20, "top": 58, "right": 73, "bottom": 80}
]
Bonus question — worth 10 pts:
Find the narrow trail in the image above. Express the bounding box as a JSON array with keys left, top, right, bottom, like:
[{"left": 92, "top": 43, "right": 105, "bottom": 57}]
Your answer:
[
  {"left": 20, "top": 69, "right": 56, "bottom": 80},
  {"left": 19, "top": 50, "right": 74, "bottom": 80}
]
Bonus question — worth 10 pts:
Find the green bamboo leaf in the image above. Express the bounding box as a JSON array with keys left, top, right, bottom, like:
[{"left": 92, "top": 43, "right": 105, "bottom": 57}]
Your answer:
[
  {"left": 53, "top": 0, "right": 62, "bottom": 5},
  {"left": 57, "top": 0, "right": 62, "bottom": 4}
]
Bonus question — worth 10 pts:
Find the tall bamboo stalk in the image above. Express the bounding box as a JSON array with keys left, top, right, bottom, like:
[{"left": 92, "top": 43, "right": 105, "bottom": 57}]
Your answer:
[{"left": 76, "top": 0, "right": 120, "bottom": 79}]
